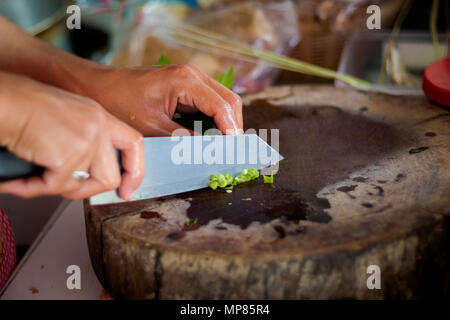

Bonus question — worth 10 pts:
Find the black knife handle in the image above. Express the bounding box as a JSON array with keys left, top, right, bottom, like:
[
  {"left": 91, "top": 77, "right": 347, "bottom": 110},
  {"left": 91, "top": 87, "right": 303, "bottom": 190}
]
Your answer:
[
  {"left": 0, "top": 147, "right": 45, "bottom": 182},
  {"left": 0, "top": 147, "right": 124, "bottom": 183}
]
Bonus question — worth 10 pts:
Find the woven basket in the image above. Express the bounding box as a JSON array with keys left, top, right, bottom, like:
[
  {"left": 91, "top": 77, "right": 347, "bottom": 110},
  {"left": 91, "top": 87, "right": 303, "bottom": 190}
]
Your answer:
[
  {"left": 0, "top": 209, "right": 16, "bottom": 291},
  {"left": 278, "top": 0, "right": 406, "bottom": 84}
]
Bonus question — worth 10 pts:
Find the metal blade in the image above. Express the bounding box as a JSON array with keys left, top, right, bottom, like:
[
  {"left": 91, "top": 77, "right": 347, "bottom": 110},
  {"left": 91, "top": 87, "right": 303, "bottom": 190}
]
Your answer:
[{"left": 90, "top": 134, "right": 283, "bottom": 205}]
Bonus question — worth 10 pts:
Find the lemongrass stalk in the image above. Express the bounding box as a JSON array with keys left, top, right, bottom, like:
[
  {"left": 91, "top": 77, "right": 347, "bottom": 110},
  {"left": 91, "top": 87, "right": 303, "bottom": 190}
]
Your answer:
[
  {"left": 161, "top": 24, "right": 371, "bottom": 89},
  {"left": 430, "top": 0, "right": 441, "bottom": 60},
  {"left": 378, "top": 0, "right": 411, "bottom": 84},
  {"left": 175, "top": 24, "right": 362, "bottom": 83}
]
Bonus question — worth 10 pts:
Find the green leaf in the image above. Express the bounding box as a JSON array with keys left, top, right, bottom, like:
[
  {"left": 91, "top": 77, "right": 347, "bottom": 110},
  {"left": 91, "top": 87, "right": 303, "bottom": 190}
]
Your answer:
[
  {"left": 209, "top": 181, "right": 219, "bottom": 190},
  {"left": 156, "top": 54, "right": 172, "bottom": 66},
  {"left": 214, "top": 66, "right": 235, "bottom": 89},
  {"left": 263, "top": 174, "right": 274, "bottom": 184},
  {"left": 186, "top": 217, "right": 198, "bottom": 226},
  {"left": 208, "top": 168, "right": 259, "bottom": 190}
]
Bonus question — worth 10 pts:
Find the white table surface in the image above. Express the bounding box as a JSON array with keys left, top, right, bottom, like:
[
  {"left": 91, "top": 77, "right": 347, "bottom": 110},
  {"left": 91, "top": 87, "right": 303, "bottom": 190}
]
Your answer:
[{"left": 1, "top": 200, "right": 102, "bottom": 300}]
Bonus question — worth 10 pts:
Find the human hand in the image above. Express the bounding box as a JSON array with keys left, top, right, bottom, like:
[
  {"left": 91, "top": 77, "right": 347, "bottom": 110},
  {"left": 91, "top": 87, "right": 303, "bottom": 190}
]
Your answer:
[
  {"left": 83, "top": 64, "right": 243, "bottom": 136},
  {"left": 0, "top": 17, "right": 242, "bottom": 137},
  {"left": 0, "top": 73, "right": 144, "bottom": 200}
]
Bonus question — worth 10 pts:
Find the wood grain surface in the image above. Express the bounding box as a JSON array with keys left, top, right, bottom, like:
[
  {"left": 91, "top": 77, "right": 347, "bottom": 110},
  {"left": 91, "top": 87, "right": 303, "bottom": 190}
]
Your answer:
[{"left": 85, "top": 86, "right": 450, "bottom": 299}]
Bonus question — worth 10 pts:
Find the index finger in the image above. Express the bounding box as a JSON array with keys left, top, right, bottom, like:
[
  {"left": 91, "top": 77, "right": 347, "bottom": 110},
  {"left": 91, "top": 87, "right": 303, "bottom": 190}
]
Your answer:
[
  {"left": 183, "top": 79, "right": 241, "bottom": 134},
  {"left": 187, "top": 64, "right": 243, "bottom": 129},
  {"left": 108, "top": 115, "right": 145, "bottom": 200}
]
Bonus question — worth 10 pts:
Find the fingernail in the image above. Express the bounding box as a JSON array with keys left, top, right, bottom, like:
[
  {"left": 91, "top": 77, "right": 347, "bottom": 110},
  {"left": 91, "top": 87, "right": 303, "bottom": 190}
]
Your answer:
[{"left": 120, "top": 187, "right": 134, "bottom": 201}]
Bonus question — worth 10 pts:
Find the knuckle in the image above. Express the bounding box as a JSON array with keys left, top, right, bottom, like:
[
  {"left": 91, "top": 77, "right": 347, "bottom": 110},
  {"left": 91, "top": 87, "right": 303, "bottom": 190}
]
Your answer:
[
  {"left": 76, "top": 94, "right": 101, "bottom": 108},
  {"left": 101, "top": 173, "right": 121, "bottom": 190},
  {"left": 231, "top": 94, "right": 242, "bottom": 108},
  {"left": 112, "top": 175, "right": 121, "bottom": 189},
  {"left": 51, "top": 156, "right": 68, "bottom": 170},
  {"left": 170, "top": 64, "right": 193, "bottom": 78},
  {"left": 64, "top": 139, "right": 91, "bottom": 164},
  {"left": 90, "top": 107, "right": 107, "bottom": 126},
  {"left": 85, "top": 97, "right": 102, "bottom": 108},
  {"left": 185, "top": 63, "right": 197, "bottom": 71},
  {"left": 82, "top": 109, "right": 105, "bottom": 141},
  {"left": 133, "top": 132, "right": 144, "bottom": 146},
  {"left": 128, "top": 126, "right": 143, "bottom": 142},
  {"left": 45, "top": 177, "right": 63, "bottom": 191},
  {"left": 109, "top": 179, "right": 121, "bottom": 190}
]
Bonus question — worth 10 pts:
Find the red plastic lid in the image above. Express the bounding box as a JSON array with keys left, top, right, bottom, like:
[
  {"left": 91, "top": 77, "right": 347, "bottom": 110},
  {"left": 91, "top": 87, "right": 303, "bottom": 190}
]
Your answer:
[{"left": 423, "top": 57, "right": 450, "bottom": 107}]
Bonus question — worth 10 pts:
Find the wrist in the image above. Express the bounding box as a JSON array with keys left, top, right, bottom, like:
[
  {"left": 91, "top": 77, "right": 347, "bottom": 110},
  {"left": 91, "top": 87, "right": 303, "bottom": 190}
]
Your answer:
[
  {"left": 72, "top": 64, "right": 127, "bottom": 113},
  {"left": 49, "top": 54, "right": 115, "bottom": 98}
]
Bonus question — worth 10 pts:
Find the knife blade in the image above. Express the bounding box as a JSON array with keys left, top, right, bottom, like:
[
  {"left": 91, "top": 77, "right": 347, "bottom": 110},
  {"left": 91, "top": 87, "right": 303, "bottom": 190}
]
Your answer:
[
  {"left": 0, "top": 134, "right": 283, "bottom": 205},
  {"left": 90, "top": 134, "right": 283, "bottom": 205}
]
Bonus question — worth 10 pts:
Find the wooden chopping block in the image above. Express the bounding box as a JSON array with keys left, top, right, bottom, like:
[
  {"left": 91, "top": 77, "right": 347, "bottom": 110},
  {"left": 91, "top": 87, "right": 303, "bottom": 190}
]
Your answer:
[{"left": 84, "top": 86, "right": 450, "bottom": 299}]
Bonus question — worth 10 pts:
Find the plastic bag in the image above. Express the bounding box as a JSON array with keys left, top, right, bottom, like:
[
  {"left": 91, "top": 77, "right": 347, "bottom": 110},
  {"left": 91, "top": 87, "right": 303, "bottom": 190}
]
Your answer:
[
  {"left": 295, "top": 0, "right": 405, "bottom": 34},
  {"left": 111, "top": 0, "right": 299, "bottom": 93},
  {"left": 275, "top": 0, "right": 405, "bottom": 83}
]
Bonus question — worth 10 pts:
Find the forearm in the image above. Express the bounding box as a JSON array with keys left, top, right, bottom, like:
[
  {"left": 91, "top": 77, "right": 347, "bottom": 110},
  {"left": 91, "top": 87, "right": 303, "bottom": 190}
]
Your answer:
[
  {"left": 0, "top": 15, "right": 110, "bottom": 97},
  {"left": 0, "top": 72, "right": 30, "bottom": 146}
]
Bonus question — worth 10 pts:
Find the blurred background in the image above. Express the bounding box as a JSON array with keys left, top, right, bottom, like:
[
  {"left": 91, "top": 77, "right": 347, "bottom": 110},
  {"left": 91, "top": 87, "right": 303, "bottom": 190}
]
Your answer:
[{"left": 0, "top": 0, "right": 448, "bottom": 259}]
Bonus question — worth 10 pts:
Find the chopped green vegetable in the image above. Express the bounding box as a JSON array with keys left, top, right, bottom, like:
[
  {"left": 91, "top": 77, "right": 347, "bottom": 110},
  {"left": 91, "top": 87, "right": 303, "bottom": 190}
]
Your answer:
[
  {"left": 208, "top": 169, "right": 259, "bottom": 190},
  {"left": 186, "top": 217, "right": 198, "bottom": 227},
  {"left": 263, "top": 174, "right": 274, "bottom": 184},
  {"left": 209, "top": 181, "right": 219, "bottom": 190},
  {"left": 214, "top": 66, "right": 235, "bottom": 89},
  {"left": 241, "top": 198, "right": 252, "bottom": 201},
  {"left": 172, "top": 112, "right": 182, "bottom": 119},
  {"left": 156, "top": 54, "right": 172, "bottom": 66}
]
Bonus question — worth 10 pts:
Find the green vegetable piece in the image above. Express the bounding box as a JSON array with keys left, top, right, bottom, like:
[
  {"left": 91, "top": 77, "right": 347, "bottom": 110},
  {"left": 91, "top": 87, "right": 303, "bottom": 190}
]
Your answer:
[
  {"left": 248, "top": 169, "right": 259, "bottom": 178},
  {"left": 156, "top": 54, "right": 171, "bottom": 66},
  {"left": 263, "top": 174, "right": 274, "bottom": 184},
  {"left": 218, "top": 180, "right": 228, "bottom": 188},
  {"left": 209, "top": 181, "right": 219, "bottom": 190},
  {"left": 231, "top": 177, "right": 241, "bottom": 186},
  {"left": 214, "top": 66, "right": 235, "bottom": 89},
  {"left": 208, "top": 168, "right": 260, "bottom": 190},
  {"left": 186, "top": 217, "right": 198, "bottom": 227},
  {"left": 241, "top": 198, "right": 252, "bottom": 201}
]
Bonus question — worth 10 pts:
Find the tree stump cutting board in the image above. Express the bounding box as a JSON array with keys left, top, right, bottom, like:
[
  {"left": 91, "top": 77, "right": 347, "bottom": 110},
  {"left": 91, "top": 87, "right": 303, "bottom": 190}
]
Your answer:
[{"left": 85, "top": 86, "right": 450, "bottom": 299}]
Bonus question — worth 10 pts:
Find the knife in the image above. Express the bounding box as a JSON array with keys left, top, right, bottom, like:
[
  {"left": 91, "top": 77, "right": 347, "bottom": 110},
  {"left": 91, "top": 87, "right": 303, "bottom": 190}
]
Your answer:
[
  {"left": 0, "top": 147, "right": 44, "bottom": 181},
  {"left": 0, "top": 134, "right": 283, "bottom": 205}
]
